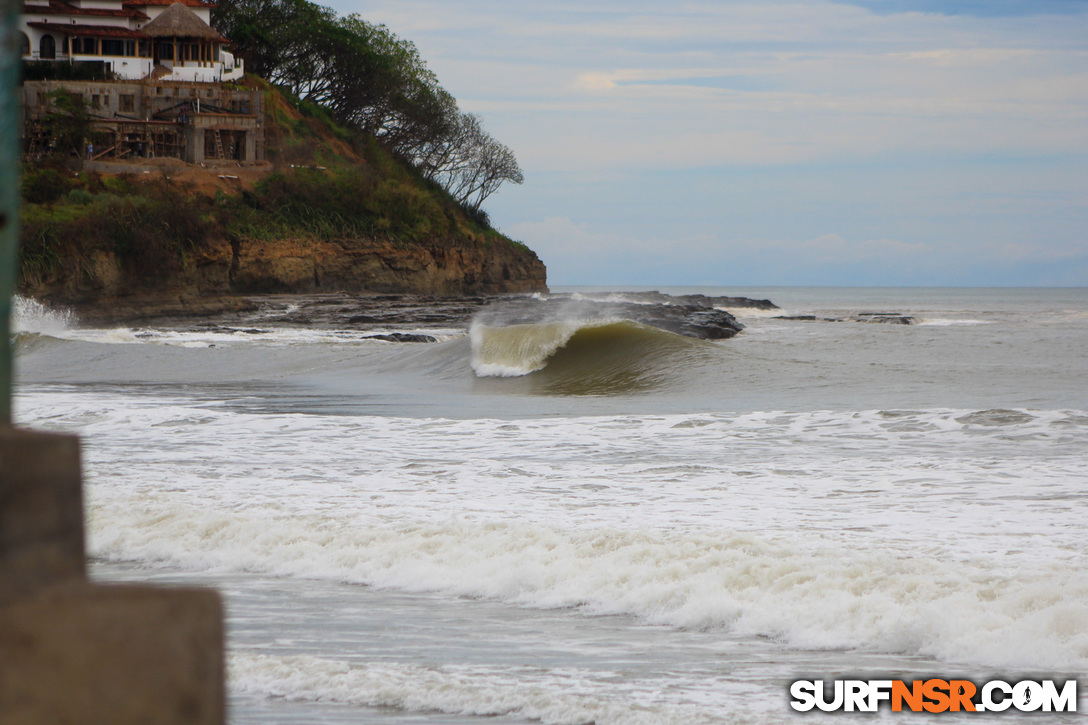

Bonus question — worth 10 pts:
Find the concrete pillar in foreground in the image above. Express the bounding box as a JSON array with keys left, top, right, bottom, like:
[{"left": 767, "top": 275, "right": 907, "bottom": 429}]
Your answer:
[{"left": 0, "top": 429, "right": 226, "bottom": 725}]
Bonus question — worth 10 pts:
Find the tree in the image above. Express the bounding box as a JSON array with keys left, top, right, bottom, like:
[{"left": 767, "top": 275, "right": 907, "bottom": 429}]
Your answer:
[
  {"left": 421, "top": 113, "right": 523, "bottom": 211},
  {"left": 213, "top": 0, "right": 524, "bottom": 214},
  {"left": 44, "top": 89, "right": 92, "bottom": 158}
]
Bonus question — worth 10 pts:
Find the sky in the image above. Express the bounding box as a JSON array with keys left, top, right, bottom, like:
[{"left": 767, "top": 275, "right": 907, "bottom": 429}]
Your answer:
[{"left": 325, "top": 0, "right": 1088, "bottom": 287}]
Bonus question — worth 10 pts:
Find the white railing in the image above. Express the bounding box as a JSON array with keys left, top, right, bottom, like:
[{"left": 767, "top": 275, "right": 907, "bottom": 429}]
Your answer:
[{"left": 110, "top": 59, "right": 153, "bottom": 80}]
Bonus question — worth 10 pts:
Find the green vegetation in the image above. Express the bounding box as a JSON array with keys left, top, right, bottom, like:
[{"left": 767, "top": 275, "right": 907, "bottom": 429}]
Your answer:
[
  {"left": 19, "top": 170, "right": 215, "bottom": 284},
  {"left": 214, "top": 0, "right": 523, "bottom": 212},
  {"left": 18, "top": 82, "right": 520, "bottom": 286}
]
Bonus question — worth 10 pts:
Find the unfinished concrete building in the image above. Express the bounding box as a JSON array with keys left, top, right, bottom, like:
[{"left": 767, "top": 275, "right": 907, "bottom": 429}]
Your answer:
[{"left": 22, "top": 78, "right": 263, "bottom": 164}]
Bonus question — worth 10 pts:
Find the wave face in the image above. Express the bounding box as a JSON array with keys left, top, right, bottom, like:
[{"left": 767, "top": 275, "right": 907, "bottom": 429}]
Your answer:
[
  {"left": 470, "top": 319, "right": 715, "bottom": 395},
  {"left": 467, "top": 295, "right": 734, "bottom": 396},
  {"left": 470, "top": 319, "right": 589, "bottom": 377}
]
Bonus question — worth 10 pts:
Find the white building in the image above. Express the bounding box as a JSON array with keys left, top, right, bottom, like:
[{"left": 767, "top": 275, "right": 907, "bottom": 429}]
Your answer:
[{"left": 20, "top": 0, "right": 242, "bottom": 83}]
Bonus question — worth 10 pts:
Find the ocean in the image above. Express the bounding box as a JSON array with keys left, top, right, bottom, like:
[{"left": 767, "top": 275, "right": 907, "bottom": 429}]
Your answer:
[{"left": 12, "top": 286, "right": 1088, "bottom": 723}]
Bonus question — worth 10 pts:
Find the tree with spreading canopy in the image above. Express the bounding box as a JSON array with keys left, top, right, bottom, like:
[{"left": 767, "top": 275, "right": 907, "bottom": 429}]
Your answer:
[{"left": 213, "top": 0, "right": 523, "bottom": 215}]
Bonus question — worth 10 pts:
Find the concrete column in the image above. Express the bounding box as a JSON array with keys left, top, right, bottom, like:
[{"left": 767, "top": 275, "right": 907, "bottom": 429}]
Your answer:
[
  {"left": 0, "top": 429, "right": 226, "bottom": 725},
  {"left": 185, "top": 125, "right": 204, "bottom": 164},
  {"left": 0, "top": 429, "right": 84, "bottom": 600}
]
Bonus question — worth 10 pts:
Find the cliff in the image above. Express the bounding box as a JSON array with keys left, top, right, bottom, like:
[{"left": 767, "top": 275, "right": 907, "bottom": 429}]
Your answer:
[{"left": 17, "top": 78, "right": 547, "bottom": 321}]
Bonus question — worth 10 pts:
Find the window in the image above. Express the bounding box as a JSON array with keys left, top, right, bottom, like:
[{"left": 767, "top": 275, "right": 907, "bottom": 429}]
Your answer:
[
  {"left": 39, "top": 34, "right": 55, "bottom": 60},
  {"left": 119, "top": 94, "right": 135, "bottom": 113},
  {"left": 91, "top": 94, "right": 100, "bottom": 109},
  {"left": 20, "top": 33, "right": 29, "bottom": 57},
  {"left": 101, "top": 39, "right": 124, "bottom": 57}
]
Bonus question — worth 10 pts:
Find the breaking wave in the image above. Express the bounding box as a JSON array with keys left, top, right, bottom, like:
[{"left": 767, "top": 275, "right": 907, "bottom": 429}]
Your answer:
[
  {"left": 470, "top": 319, "right": 592, "bottom": 377},
  {"left": 469, "top": 319, "right": 714, "bottom": 395},
  {"left": 92, "top": 501, "right": 1088, "bottom": 671},
  {"left": 11, "top": 295, "right": 76, "bottom": 336}
]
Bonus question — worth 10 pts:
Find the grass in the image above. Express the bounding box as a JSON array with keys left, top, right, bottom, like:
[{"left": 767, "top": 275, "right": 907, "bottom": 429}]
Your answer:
[{"left": 19, "top": 170, "right": 217, "bottom": 285}]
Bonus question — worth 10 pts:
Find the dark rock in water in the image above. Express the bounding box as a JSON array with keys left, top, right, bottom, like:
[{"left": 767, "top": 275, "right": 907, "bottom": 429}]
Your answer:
[
  {"left": 776, "top": 312, "right": 916, "bottom": 325},
  {"left": 474, "top": 296, "right": 745, "bottom": 340},
  {"left": 855, "top": 312, "right": 916, "bottom": 325},
  {"left": 589, "top": 290, "right": 778, "bottom": 311},
  {"left": 189, "top": 324, "right": 268, "bottom": 334},
  {"left": 364, "top": 333, "right": 438, "bottom": 343},
  {"left": 98, "top": 290, "right": 772, "bottom": 339}
]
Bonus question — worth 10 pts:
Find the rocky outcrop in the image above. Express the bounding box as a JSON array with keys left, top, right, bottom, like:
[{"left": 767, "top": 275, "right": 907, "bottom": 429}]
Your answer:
[
  {"left": 21, "top": 232, "right": 547, "bottom": 323},
  {"left": 227, "top": 234, "right": 546, "bottom": 296},
  {"left": 474, "top": 294, "right": 748, "bottom": 340}
]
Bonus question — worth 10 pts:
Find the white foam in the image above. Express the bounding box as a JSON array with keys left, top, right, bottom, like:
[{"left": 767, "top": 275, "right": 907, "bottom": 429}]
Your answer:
[
  {"left": 230, "top": 654, "right": 746, "bottom": 725},
  {"left": 12, "top": 295, "right": 76, "bottom": 335},
  {"left": 19, "top": 389, "right": 1088, "bottom": 670},
  {"left": 716, "top": 306, "right": 783, "bottom": 319},
  {"left": 90, "top": 496, "right": 1088, "bottom": 671},
  {"left": 916, "top": 318, "right": 993, "bottom": 326}
]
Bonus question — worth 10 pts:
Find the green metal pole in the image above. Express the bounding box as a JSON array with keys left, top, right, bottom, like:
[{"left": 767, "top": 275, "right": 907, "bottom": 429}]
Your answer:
[{"left": 0, "top": 0, "right": 20, "bottom": 425}]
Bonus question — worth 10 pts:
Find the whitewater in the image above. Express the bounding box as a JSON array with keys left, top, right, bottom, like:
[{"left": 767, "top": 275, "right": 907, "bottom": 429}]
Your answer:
[{"left": 12, "top": 286, "right": 1088, "bottom": 723}]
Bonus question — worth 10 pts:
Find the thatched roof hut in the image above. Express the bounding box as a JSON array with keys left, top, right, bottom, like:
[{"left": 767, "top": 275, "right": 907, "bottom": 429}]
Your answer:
[{"left": 142, "top": 3, "right": 222, "bottom": 40}]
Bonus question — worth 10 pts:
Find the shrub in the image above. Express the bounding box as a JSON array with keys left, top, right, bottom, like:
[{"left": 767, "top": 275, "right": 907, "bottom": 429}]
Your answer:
[
  {"left": 19, "top": 176, "right": 217, "bottom": 283},
  {"left": 21, "top": 167, "right": 71, "bottom": 205}
]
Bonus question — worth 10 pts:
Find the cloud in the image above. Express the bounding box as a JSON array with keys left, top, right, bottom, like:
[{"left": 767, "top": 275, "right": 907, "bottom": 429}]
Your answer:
[
  {"left": 359, "top": 1, "right": 1088, "bottom": 170},
  {"left": 328, "top": 0, "right": 1088, "bottom": 286}
]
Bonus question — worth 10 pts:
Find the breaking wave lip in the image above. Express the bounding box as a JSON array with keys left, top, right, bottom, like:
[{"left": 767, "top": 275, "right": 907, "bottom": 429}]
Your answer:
[
  {"left": 470, "top": 318, "right": 617, "bottom": 377},
  {"left": 12, "top": 295, "right": 76, "bottom": 336}
]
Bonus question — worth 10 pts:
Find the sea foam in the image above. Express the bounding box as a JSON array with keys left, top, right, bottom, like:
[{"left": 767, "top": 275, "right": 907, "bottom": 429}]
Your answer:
[
  {"left": 230, "top": 654, "right": 741, "bottom": 725},
  {"left": 20, "top": 388, "right": 1088, "bottom": 670},
  {"left": 88, "top": 496, "right": 1088, "bottom": 671}
]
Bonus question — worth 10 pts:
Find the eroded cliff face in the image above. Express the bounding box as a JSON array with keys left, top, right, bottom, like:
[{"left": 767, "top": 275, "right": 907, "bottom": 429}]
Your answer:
[
  {"left": 227, "top": 234, "right": 545, "bottom": 296},
  {"left": 21, "top": 233, "right": 547, "bottom": 323}
]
